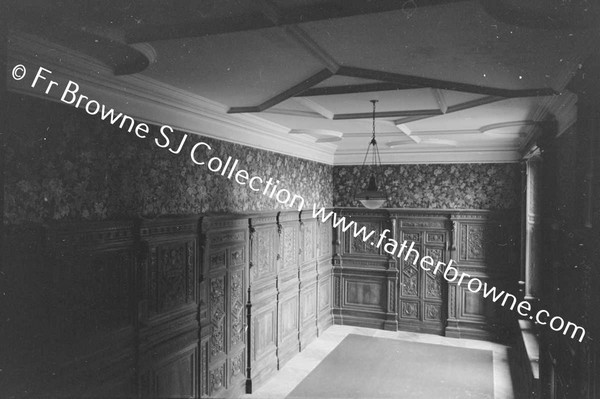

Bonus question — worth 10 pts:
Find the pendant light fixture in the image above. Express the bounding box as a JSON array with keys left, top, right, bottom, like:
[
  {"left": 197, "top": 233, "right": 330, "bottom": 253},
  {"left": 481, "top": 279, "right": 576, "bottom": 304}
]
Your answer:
[{"left": 354, "top": 100, "right": 388, "bottom": 209}]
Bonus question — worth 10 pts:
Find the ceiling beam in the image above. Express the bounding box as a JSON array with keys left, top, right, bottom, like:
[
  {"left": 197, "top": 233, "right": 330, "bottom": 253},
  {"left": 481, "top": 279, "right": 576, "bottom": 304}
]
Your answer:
[
  {"left": 337, "top": 66, "right": 558, "bottom": 97},
  {"left": 228, "top": 69, "right": 333, "bottom": 113},
  {"left": 334, "top": 109, "right": 442, "bottom": 120},
  {"left": 297, "top": 82, "right": 424, "bottom": 96},
  {"left": 125, "top": 0, "right": 469, "bottom": 43}
]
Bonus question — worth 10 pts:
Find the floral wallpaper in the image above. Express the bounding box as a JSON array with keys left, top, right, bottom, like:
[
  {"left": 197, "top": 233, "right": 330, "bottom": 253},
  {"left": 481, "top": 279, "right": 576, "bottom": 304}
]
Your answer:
[
  {"left": 4, "top": 94, "right": 333, "bottom": 224},
  {"left": 333, "top": 163, "right": 520, "bottom": 209}
]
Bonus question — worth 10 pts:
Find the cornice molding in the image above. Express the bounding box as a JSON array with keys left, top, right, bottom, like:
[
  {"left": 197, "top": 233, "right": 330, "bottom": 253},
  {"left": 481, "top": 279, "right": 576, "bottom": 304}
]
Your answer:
[
  {"left": 7, "top": 31, "right": 336, "bottom": 165},
  {"left": 334, "top": 147, "right": 521, "bottom": 165}
]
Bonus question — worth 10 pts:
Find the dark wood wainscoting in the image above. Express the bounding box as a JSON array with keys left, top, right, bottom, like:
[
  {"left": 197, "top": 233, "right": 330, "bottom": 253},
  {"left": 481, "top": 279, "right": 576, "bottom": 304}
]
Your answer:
[
  {"left": 332, "top": 208, "right": 518, "bottom": 341},
  {"left": 398, "top": 214, "right": 449, "bottom": 335},
  {"left": 45, "top": 221, "right": 139, "bottom": 398},
  {"left": 200, "top": 216, "right": 248, "bottom": 398},
  {"left": 138, "top": 216, "right": 201, "bottom": 398},
  {"left": 247, "top": 213, "right": 280, "bottom": 390},
  {"left": 3, "top": 210, "right": 332, "bottom": 398},
  {"left": 332, "top": 210, "right": 397, "bottom": 330},
  {"left": 445, "top": 213, "right": 519, "bottom": 340},
  {"left": 245, "top": 210, "right": 333, "bottom": 393}
]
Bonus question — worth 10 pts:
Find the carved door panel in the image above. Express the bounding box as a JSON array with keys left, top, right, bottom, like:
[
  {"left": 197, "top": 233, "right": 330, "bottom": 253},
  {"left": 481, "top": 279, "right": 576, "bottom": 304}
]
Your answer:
[
  {"left": 316, "top": 217, "right": 333, "bottom": 331},
  {"left": 299, "top": 218, "right": 318, "bottom": 347},
  {"left": 138, "top": 217, "right": 201, "bottom": 399},
  {"left": 203, "top": 220, "right": 248, "bottom": 398},
  {"left": 277, "top": 216, "right": 300, "bottom": 368},
  {"left": 248, "top": 218, "right": 279, "bottom": 389},
  {"left": 398, "top": 229, "right": 447, "bottom": 334}
]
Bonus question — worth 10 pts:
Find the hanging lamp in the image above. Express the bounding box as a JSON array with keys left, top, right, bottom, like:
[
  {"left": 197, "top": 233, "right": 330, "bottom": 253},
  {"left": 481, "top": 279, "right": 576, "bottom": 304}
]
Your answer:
[{"left": 354, "top": 100, "right": 388, "bottom": 209}]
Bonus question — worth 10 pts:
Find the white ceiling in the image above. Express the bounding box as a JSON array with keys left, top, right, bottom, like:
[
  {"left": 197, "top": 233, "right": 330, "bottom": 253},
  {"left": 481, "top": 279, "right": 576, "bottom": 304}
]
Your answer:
[{"left": 7, "top": 0, "right": 599, "bottom": 164}]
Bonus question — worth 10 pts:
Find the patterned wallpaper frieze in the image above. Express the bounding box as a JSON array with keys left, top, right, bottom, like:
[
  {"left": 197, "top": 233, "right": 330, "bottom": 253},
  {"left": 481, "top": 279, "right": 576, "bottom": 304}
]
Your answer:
[
  {"left": 333, "top": 163, "right": 520, "bottom": 209},
  {"left": 4, "top": 95, "right": 333, "bottom": 224}
]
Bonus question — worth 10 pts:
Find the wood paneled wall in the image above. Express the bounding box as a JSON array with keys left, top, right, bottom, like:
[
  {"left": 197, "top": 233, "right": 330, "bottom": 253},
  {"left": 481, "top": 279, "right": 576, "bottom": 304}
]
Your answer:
[
  {"left": 200, "top": 216, "right": 248, "bottom": 398},
  {"left": 332, "top": 208, "right": 518, "bottom": 341},
  {"left": 3, "top": 211, "right": 332, "bottom": 398},
  {"left": 5, "top": 206, "right": 518, "bottom": 397},
  {"left": 138, "top": 216, "right": 201, "bottom": 398},
  {"left": 245, "top": 210, "right": 333, "bottom": 392},
  {"left": 45, "top": 221, "right": 139, "bottom": 398}
]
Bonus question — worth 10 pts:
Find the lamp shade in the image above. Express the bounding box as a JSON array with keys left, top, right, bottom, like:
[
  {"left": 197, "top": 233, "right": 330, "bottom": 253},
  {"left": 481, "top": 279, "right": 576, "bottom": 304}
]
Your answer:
[{"left": 355, "top": 174, "right": 386, "bottom": 209}]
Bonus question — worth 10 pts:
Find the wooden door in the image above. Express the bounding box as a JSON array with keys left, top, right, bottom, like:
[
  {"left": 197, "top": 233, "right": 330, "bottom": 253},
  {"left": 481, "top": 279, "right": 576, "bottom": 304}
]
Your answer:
[
  {"left": 397, "top": 228, "right": 447, "bottom": 334},
  {"left": 277, "top": 212, "right": 301, "bottom": 368},
  {"left": 202, "top": 216, "right": 248, "bottom": 398},
  {"left": 138, "top": 216, "right": 201, "bottom": 399},
  {"left": 247, "top": 215, "right": 279, "bottom": 389}
]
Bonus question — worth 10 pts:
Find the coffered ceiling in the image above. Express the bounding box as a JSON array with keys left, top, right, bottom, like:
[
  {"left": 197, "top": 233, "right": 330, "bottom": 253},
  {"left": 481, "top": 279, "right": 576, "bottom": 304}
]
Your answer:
[{"left": 7, "top": 0, "right": 599, "bottom": 164}]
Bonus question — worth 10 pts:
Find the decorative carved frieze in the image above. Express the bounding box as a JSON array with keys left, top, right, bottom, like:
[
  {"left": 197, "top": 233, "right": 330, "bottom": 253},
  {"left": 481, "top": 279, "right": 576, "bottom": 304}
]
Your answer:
[
  {"left": 210, "top": 231, "right": 245, "bottom": 246},
  {"left": 402, "top": 220, "right": 446, "bottom": 229}
]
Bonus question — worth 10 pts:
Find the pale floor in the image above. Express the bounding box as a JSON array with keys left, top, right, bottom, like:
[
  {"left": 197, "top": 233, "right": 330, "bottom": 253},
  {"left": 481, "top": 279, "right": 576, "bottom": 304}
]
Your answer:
[{"left": 240, "top": 325, "right": 515, "bottom": 399}]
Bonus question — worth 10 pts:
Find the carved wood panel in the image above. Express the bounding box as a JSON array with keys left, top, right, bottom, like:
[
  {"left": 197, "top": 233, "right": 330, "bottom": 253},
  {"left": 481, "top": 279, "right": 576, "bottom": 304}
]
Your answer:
[
  {"left": 139, "top": 216, "right": 201, "bottom": 399},
  {"left": 317, "top": 217, "right": 332, "bottom": 259},
  {"left": 250, "top": 226, "right": 278, "bottom": 283},
  {"left": 209, "top": 275, "right": 226, "bottom": 360},
  {"left": 345, "top": 221, "right": 382, "bottom": 255},
  {"left": 202, "top": 216, "right": 247, "bottom": 398},
  {"left": 460, "top": 224, "right": 486, "bottom": 262},
  {"left": 147, "top": 240, "right": 195, "bottom": 316},
  {"left": 230, "top": 269, "right": 245, "bottom": 349},
  {"left": 247, "top": 215, "right": 279, "bottom": 390},
  {"left": 316, "top": 217, "right": 333, "bottom": 331},
  {"left": 281, "top": 224, "right": 298, "bottom": 271},
  {"left": 398, "top": 228, "right": 446, "bottom": 334},
  {"left": 345, "top": 278, "right": 385, "bottom": 309},
  {"left": 301, "top": 219, "right": 316, "bottom": 264},
  {"left": 276, "top": 212, "right": 301, "bottom": 368},
  {"left": 447, "top": 213, "right": 518, "bottom": 340}
]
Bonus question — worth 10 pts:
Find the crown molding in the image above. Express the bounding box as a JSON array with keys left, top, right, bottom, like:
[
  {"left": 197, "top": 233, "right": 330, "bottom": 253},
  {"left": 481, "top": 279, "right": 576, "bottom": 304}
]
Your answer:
[
  {"left": 7, "top": 30, "right": 336, "bottom": 165},
  {"left": 334, "top": 146, "right": 521, "bottom": 165}
]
